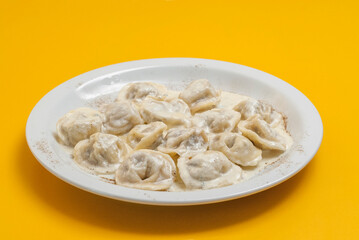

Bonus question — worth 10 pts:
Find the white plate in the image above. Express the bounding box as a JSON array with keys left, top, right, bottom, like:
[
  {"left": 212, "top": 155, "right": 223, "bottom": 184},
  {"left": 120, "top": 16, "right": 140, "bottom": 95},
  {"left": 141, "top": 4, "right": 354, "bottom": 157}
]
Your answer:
[{"left": 26, "top": 58, "right": 323, "bottom": 206}]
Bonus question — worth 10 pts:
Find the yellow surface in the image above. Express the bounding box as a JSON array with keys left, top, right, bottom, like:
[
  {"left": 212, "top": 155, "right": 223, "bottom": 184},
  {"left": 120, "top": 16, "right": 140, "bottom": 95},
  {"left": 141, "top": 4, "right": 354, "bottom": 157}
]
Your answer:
[{"left": 1, "top": 0, "right": 358, "bottom": 239}]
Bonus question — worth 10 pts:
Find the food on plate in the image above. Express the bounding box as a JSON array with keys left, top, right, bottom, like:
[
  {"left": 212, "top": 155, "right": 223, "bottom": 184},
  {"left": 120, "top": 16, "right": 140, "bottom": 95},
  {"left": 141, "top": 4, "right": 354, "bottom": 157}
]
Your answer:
[
  {"left": 117, "top": 82, "right": 168, "bottom": 102},
  {"left": 73, "top": 133, "right": 132, "bottom": 174},
  {"left": 115, "top": 149, "right": 176, "bottom": 190},
  {"left": 56, "top": 107, "right": 104, "bottom": 146},
  {"left": 127, "top": 121, "right": 167, "bottom": 150},
  {"left": 238, "top": 115, "right": 288, "bottom": 151},
  {"left": 209, "top": 132, "right": 262, "bottom": 166},
  {"left": 179, "top": 79, "right": 220, "bottom": 113},
  {"left": 177, "top": 151, "right": 242, "bottom": 190},
  {"left": 157, "top": 127, "right": 209, "bottom": 156},
  {"left": 139, "top": 98, "right": 191, "bottom": 128},
  {"left": 101, "top": 101, "right": 143, "bottom": 135},
  {"left": 192, "top": 108, "right": 241, "bottom": 134},
  {"left": 233, "top": 98, "right": 284, "bottom": 128},
  {"left": 56, "top": 80, "right": 292, "bottom": 191}
]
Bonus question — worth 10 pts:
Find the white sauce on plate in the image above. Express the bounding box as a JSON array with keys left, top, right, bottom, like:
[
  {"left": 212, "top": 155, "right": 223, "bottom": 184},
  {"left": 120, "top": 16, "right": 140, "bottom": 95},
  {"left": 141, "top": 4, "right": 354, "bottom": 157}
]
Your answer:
[{"left": 56, "top": 80, "right": 293, "bottom": 192}]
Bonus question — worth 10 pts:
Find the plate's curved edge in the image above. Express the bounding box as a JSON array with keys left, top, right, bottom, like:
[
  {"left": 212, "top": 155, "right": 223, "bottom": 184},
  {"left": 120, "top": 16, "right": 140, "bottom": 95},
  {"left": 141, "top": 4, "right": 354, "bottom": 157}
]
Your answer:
[{"left": 25, "top": 58, "right": 323, "bottom": 206}]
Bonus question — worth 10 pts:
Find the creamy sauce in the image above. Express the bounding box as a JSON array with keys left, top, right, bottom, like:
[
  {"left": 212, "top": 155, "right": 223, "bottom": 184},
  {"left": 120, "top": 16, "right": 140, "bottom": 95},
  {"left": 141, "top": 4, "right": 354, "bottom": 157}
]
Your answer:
[
  {"left": 57, "top": 82, "right": 293, "bottom": 191},
  {"left": 219, "top": 91, "right": 250, "bottom": 109},
  {"left": 167, "top": 90, "right": 292, "bottom": 192}
]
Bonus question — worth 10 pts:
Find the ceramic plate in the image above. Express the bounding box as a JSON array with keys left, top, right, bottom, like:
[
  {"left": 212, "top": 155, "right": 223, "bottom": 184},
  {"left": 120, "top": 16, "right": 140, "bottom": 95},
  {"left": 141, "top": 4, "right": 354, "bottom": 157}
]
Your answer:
[{"left": 26, "top": 58, "right": 323, "bottom": 205}]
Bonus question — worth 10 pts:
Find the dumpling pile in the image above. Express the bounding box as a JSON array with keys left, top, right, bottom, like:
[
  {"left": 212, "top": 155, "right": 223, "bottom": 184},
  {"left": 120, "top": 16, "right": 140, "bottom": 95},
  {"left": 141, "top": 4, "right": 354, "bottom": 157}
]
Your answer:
[{"left": 56, "top": 79, "right": 291, "bottom": 191}]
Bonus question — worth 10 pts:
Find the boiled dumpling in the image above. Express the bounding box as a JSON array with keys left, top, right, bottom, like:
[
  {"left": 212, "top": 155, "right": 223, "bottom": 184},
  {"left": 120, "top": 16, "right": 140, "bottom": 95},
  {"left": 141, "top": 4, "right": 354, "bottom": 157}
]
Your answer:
[
  {"left": 238, "top": 115, "right": 287, "bottom": 151},
  {"left": 179, "top": 79, "right": 220, "bottom": 113},
  {"left": 117, "top": 82, "right": 168, "bottom": 102},
  {"left": 209, "top": 132, "right": 262, "bottom": 166},
  {"left": 233, "top": 99, "right": 284, "bottom": 128},
  {"left": 139, "top": 98, "right": 191, "bottom": 128},
  {"left": 127, "top": 122, "right": 167, "bottom": 150},
  {"left": 115, "top": 149, "right": 176, "bottom": 190},
  {"left": 74, "top": 132, "right": 132, "bottom": 174},
  {"left": 56, "top": 107, "right": 104, "bottom": 146},
  {"left": 157, "top": 127, "right": 209, "bottom": 156},
  {"left": 192, "top": 108, "right": 241, "bottom": 134},
  {"left": 177, "top": 151, "right": 242, "bottom": 190},
  {"left": 101, "top": 101, "right": 143, "bottom": 135}
]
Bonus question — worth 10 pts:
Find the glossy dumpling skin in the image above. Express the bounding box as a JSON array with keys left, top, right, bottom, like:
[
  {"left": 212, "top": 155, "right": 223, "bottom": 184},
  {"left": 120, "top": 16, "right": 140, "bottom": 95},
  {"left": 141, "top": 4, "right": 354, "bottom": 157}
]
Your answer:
[
  {"left": 177, "top": 151, "right": 242, "bottom": 190},
  {"left": 209, "top": 132, "right": 262, "bottom": 166},
  {"left": 127, "top": 122, "right": 167, "bottom": 150},
  {"left": 157, "top": 127, "right": 209, "bottom": 156},
  {"left": 192, "top": 108, "right": 241, "bottom": 134},
  {"left": 139, "top": 98, "right": 191, "bottom": 128},
  {"left": 115, "top": 149, "right": 176, "bottom": 190},
  {"left": 238, "top": 115, "right": 287, "bottom": 151},
  {"left": 56, "top": 107, "right": 104, "bottom": 146},
  {"left": 233, "top": 99, "right": 284, "bottom": 128},
  {"left": 101, "top": 101, "right": 143, "bottom": 135},
  {"left": 74, "top": 133, "right": 132, "bottom": 174},
  {"left": 117, "top": 82, "right": 168, "bottom": 102},
  {"left": 179, "top": 79, "right": 221, "bottom": 113}
]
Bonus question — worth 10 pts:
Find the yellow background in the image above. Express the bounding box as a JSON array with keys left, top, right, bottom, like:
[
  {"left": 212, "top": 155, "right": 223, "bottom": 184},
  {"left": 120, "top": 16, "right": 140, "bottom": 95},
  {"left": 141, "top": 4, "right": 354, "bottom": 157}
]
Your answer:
[{"left": 1, "top": 0, "right": 358, "bottom": 239}]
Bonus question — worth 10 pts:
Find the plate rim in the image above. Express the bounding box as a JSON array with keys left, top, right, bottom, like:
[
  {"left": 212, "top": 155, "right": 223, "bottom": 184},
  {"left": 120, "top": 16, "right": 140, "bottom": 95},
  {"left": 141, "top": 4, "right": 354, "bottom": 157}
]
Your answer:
[{"left": 26, "top": 57, "right": 323, "bottom": 206}]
